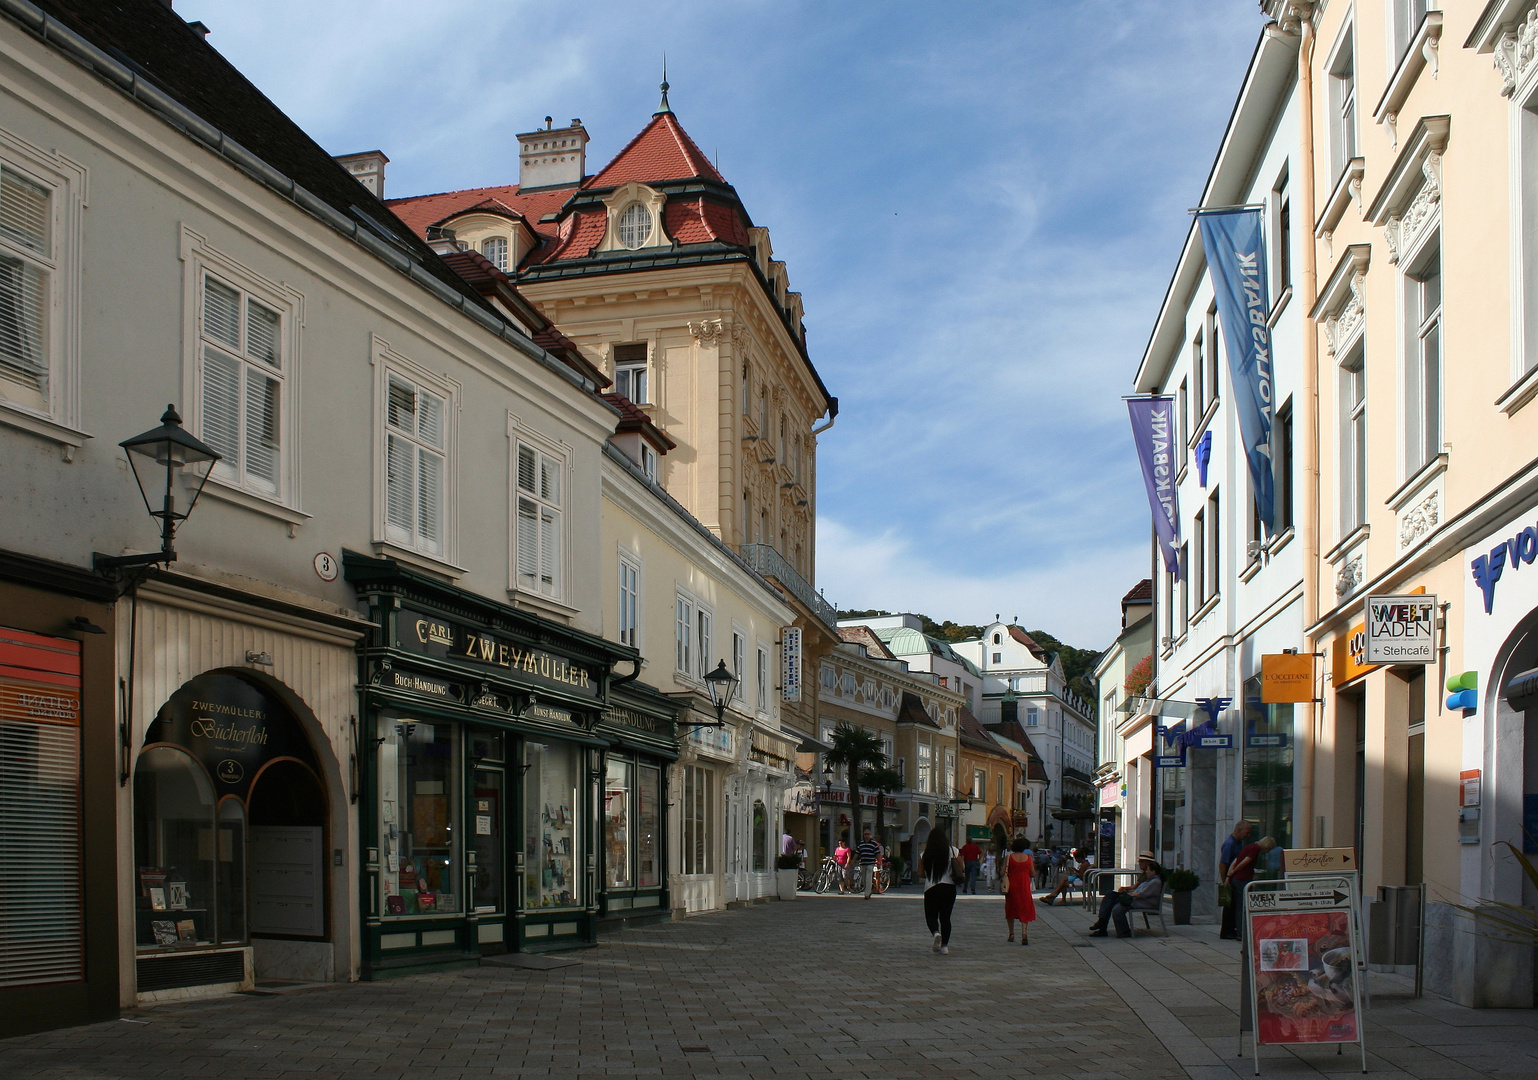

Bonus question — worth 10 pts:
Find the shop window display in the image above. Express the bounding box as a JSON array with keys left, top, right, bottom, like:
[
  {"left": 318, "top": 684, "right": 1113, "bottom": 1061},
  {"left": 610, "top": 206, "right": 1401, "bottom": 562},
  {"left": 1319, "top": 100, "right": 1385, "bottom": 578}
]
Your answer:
[
  {"left": 379, "top": 721, "right": 460, "bottom": 917},
  {"left": 1242, "top": 677, "right": 1294, "bottom": 855},
  {"left": 133, "top": 746, "right": 244, "bottom": 949},
  {"left": 605, "top": 759, "right": 633, "bottom": 889},
  {"left": 637, "top": 765, "right": 661, "bottom": 888},
  {"left": 526, "top": 740, "right": 581, "bottom": 908}
]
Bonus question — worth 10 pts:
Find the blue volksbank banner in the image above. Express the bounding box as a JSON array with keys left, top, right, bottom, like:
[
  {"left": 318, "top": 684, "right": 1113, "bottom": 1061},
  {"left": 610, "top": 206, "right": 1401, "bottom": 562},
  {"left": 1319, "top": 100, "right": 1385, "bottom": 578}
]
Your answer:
[
  {"left": 1197, "top": 208, "right": 1276, "bottom": 532},
  {"left": 1128, "top": 396, "right": 1181, "bottom": 578}
]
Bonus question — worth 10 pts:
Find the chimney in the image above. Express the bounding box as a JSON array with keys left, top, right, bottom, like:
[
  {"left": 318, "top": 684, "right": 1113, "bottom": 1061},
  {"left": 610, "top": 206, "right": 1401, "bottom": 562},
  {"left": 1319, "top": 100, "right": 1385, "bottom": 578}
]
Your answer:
[
  {"left": 515, "top": 117, "right": 588, "bottom": 191},
  {"left": 334, "top": 150, "right": 389, "bottom": 199}
]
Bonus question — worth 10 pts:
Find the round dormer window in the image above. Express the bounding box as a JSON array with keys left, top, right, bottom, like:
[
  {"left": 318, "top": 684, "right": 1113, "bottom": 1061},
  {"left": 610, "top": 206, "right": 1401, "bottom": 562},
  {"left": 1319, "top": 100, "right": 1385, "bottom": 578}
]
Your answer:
[{"left": 618, "top": 203, "right": 651, "bottom": 249}]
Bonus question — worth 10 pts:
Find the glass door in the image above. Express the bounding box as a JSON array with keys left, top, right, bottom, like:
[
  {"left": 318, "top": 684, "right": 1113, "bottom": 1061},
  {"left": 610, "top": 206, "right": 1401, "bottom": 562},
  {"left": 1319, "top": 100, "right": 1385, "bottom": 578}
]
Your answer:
[{"left": 470, "top": 768, "right": 505, "bottom": 915}]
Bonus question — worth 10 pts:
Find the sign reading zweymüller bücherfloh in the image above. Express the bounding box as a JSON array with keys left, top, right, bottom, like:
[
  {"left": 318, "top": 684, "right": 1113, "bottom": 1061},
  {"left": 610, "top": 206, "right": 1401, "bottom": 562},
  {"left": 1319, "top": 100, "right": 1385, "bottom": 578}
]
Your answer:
[
  {"left": 400, "top": 608, "right": 599, "bottom": 698},
  {"left": 1363, "top": 594, "right": 1436, "bottom": 664}
]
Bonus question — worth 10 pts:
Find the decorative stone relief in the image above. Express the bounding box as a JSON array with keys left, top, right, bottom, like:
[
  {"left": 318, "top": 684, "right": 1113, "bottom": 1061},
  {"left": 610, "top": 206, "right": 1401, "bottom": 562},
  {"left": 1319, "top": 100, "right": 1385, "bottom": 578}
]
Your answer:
[
  {"left": 1335, "top": 555, "right": 1364, "bottom": 599},
  {"left": 1398, "top": 490, "right": 1440, "bottom": 550},
  {"left": 1384, "top": 215, "right": 1401, "bottom": 265},
  {"left": 1326, "top": 268, "right": 1367, "bottom": 357},
  {"left": 1497, "top": 29, "right": 1519, "bottom": 97},
  {"left": 729, "top": 321, "right": 749, "bottom": 347},
  {"left": 1398, "top": 163, "right": 1441, "bottom": 254},
  {"left": 688, "top": 318, "right": 725, "bottom": 346},
  {"left": 1520, "top": 8, "right": 1538, "bottom": 87}
]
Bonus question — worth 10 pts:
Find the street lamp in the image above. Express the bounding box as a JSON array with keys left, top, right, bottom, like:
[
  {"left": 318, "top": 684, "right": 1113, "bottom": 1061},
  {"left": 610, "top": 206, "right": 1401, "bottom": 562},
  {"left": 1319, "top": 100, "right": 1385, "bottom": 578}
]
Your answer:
[
  {"left": 695, "top": 659, "right": 740, "bottom": 728},
  {"left": 95, "top": 405, "right": 221, "bottom": 576}
]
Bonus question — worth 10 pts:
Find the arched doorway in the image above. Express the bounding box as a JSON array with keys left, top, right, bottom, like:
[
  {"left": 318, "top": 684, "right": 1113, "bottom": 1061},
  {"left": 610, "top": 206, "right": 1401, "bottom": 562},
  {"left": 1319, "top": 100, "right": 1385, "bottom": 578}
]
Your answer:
[{"left": 132, "top": 670, "right": 329, "bottom": 990}]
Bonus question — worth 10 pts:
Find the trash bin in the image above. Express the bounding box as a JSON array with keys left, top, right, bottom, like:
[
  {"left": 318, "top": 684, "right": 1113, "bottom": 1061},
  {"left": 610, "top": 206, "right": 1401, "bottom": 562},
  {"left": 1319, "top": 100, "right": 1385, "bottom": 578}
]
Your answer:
[{"left": 1368, "top": 884, "right": 1422, "bottom": 971}]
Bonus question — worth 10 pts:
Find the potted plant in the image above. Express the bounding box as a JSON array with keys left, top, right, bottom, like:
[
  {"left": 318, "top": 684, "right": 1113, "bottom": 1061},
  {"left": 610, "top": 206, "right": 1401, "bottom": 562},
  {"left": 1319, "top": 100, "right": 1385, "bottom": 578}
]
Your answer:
[
  {"left": 1167, "top": 868, "right": 1200, "bottom": 924},
  {"left": 775, "top": 853, "right": 800, "bottom": 900}
]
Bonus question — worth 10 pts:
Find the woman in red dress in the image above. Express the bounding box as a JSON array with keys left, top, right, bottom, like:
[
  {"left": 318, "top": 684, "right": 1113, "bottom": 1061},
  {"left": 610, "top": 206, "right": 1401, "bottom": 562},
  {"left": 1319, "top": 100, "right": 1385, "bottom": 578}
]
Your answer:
[{"left": 1003, "top": 836, "right": 1038, "bottom": 945}]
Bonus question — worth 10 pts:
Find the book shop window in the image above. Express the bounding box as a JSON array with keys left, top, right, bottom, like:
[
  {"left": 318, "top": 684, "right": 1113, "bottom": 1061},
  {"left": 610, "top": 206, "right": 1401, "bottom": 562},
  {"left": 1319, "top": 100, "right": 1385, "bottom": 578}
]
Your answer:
[
  {"left": 378, "top": 720, "right": 460, "bottom": 918},
  {"left": 525, "top": 740, "right": 582, "bottom": 908}
]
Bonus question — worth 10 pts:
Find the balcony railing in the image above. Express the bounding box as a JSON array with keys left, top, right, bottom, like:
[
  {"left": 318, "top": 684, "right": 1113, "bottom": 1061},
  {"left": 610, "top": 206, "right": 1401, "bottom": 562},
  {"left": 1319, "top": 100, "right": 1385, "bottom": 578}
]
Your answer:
[{"left": 740, "top": 543, "right": 838, "bottom": 630}]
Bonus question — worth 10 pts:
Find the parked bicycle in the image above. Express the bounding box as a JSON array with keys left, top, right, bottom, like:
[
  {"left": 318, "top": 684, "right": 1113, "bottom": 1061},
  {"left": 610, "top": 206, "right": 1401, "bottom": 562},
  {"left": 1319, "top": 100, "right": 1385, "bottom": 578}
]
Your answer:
[{"left": 813, "top": 855, "right": 843, "bottom": 894}]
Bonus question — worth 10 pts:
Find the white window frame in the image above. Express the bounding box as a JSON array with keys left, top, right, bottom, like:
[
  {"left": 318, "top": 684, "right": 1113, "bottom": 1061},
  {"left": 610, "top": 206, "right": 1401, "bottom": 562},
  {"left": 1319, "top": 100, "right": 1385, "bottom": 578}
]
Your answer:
[
  {"left": 675, "top": 592, "right": 694, "bottom": 678},
  {"left": 1402, "top": 234, "right": 1442, "bottom": 476},
  {"left": 756, "top": 643, "right": 770, "bottom": 716},
  {"left": 613, "top": 344, "right": 649, "bottom": 405},
  {"left": 508, "top": 416, "right": 571, "bottom": 604},
  {"left": 180, "top": 228, "right": 305, "bottom": 522},
  {"left": 371, "top": 336, "right": 461, "bottom": 573},
  {"left": 697, "top": 606, "right": 714, "bottom": 678},
  {"left": 1339, "top": 339, "right": 1367, "bottom": 536},
  {"left": 481, "top": 235, "right": 508, "bottom": 271},
  {"left": 0, "top": 129, "right": 85, "bottom": 452},
  {"left": 1327, "top": 23, "right": 1358, "bottom": 185},
  {"left": 917, "top": 742, "right": 933, "bottom": 794},
  {"left": 617, "top": 547, "right": 641, "bottom": 648},
  {"left": 820, "top": 665, "right": 836, "bottom": 691},
  {"left": 731, "top": 626, "right": 747, "bottom": 703}
]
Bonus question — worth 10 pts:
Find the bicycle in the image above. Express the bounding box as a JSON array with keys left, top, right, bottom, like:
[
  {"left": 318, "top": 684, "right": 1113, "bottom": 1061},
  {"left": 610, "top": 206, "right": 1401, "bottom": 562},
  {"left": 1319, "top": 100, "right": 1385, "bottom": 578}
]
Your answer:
[{"left": 812, "top": 856, "right": 843, "bottom": 894}]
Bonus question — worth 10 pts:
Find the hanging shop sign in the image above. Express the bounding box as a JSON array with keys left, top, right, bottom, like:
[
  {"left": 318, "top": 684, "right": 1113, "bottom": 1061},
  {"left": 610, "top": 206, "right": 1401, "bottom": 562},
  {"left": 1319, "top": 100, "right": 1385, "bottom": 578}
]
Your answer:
[
  {"left": 1154, "top": 724, "right": 1187, "bottom": 768},
  {"left": 1279, "top": 847, "right": 1356, "bottom": 874},
  {"left": 1331, "top": 621, "right": 1379, "bottom": 686},
  {"left": 781, "top": 626, "right": 802, "bottom": 703},
  {"left": 1363, "top": 594, "right": 1437, "bottom": 664},
  {"left": 1261, "top": 653, "right": 1314, "bottom": 703},
  {"left": 399, "top": 608, "right": 599, "bottom": 699},
  {"left": 1242, "top": 874, "right": 1366, "bottom": 1072},
  {"left": 1471, "top": 516, "right": 1538, "bottom": 613},
  {"left": 144, "top": 672, "right": 317, "bottom": 802}
]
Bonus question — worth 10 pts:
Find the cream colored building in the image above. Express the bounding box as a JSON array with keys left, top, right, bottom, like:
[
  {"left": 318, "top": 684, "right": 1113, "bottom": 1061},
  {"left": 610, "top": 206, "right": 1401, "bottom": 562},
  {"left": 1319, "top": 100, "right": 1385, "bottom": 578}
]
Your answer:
[{"left": 600, "top": 434, "right": 797, "bottom": 916}]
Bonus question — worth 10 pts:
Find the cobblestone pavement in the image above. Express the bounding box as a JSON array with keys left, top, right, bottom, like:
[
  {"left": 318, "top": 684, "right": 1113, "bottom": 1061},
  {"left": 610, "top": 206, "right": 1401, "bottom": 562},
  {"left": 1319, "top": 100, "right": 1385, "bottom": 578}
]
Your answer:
[{"left": 3, "top": 892, "right": 1186, "bottom": 1080}]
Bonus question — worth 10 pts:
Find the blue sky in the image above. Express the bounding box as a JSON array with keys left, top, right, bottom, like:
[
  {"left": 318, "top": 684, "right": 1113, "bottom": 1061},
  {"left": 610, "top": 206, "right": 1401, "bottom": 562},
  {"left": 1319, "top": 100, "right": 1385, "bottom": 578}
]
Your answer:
[{"left": 183, "top": 0, "right": 1264, "bottom": 647}]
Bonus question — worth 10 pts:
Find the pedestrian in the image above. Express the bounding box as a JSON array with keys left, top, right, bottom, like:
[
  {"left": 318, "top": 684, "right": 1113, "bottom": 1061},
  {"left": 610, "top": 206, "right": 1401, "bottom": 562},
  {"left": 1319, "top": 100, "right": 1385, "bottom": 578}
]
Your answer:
[
  {"left": 1040, "top": 847, "right": 1090, "bottom": 906},
  {"left": 959, "top": 835, "right": 983, "bottom": 894},
  {"left": 1223, "top": 835, "right": 1277, "bottom": 942},
  {"left": 857, "top": 827, "right": 882, "bottom": 898},
  {"left": 1002, "top": 837, "right": 1037, "bottom": 945},
  {"left": 1218, "top": 820, "right": 1253, "bottom": 940},
  {"left": 1086, "top": 852, "right": 1165, "bottom": 938},
  {"left": 833, "top": 834, "right": 853, "bottom": 894},
  {"left": 981, "top": 849, "right": 997, "bottom": 890},
  {"left": 921, "top": 827, "right": 965, "bottom": 954},
  {"left": 782, "top": 830, "right": 797, "bottom": 858}
]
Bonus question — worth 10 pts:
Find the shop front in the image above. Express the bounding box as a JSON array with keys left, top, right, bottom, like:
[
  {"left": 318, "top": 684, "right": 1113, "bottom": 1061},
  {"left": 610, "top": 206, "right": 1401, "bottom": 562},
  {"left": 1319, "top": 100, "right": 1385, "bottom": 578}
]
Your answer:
[
  {"left": 345, "top": 554, "right": 634, "bottom": 974},
  {"left": 597, "top": 685, "right": 678, "bottom": 928}
]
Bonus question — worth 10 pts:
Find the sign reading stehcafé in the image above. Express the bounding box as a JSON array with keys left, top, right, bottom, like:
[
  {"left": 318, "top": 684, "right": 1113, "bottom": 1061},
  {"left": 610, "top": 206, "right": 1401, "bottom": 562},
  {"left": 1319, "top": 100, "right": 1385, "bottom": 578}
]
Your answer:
[
  {"left": 1362, "top": 594, "right": 1436, "bottom": 664},
  {"left": 400, "top": 608, "right": 599, "bottom": 698}
]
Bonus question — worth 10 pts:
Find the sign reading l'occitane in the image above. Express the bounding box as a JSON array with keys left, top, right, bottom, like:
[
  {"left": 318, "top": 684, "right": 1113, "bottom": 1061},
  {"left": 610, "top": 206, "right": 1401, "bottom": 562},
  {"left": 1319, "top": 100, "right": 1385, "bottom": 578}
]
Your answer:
[
  {"left": 1331, "top": 622, "right": 1379, "bottom": 686},
  {"left": 1261, "top": 653, "right": 1314, "bottom": 703}
]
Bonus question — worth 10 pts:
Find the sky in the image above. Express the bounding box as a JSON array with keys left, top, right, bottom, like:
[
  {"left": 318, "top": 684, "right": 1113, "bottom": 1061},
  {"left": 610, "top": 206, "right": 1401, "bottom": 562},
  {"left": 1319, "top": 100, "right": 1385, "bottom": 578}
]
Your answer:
[{"left": 181, "top": 0, "right": 1265, "bottom": 648}]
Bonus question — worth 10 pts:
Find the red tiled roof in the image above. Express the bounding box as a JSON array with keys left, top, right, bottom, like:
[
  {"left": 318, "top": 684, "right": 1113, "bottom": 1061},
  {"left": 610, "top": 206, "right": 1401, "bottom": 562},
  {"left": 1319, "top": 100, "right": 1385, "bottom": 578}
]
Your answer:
[
  {"left": 534, "top": 209, "right": 607, "bottom": 264},
  {"left": 587, "top": 112, "right": 724, "bottom": 188},
  {"left": 600, "top": 392, "right": 677, "bottom": 452},
  {"left": 1007, "top": 625, "right": 1048, "bottom": 661},
  {"left": 665, "top": 197, "right": 750, "bottom": 247},
  {"left": 959, "top": 707, "right": 1014, "bottom": 759},
  {"left": 836, "top": 626, "right": 896, "bottom": 660},
  {"left": 386, "top": 183, "right": 574, "bottom": 251},
  {"left": 1122, "top": 579, "right": 1154, "bottom": 604}
]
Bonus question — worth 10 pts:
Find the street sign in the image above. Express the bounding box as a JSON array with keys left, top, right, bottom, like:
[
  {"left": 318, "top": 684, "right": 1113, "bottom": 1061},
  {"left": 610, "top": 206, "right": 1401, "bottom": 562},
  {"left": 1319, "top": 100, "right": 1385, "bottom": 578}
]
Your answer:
[
  {"left": 1363, "top": 593, "right": 1437, "bottom": 664},
  {"left": 1280, "top": 847, "right": 1356, "bottom": 874},
  {"left": 1247, "top": 888, "right": 1348, "bottom": 911}
]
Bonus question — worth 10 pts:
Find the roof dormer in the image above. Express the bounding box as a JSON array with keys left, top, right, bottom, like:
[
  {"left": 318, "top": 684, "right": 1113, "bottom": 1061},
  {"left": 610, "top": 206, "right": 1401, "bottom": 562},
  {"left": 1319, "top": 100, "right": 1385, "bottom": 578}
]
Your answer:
[{"left": 596, "top": 181, "right": 669, "bottom": 254}]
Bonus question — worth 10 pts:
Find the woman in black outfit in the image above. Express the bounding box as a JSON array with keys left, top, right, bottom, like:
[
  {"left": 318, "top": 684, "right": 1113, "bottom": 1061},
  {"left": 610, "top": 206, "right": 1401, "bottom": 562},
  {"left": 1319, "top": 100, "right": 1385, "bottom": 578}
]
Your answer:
[{"left": 921, "top": 828, "right": 964, "bottom": 954}]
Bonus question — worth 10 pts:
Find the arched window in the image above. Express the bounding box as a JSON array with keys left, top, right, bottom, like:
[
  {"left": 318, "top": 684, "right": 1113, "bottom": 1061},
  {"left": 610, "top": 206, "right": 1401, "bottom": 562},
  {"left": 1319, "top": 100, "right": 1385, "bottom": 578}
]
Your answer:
[
  {"left": 752, "top": 800, "right": 768, "bottom": 872},
  {"left": 481, "top": 236, "right": 508, "bottom": 271},
  {"left": 618, "top": 203, "right": 651, "bottom": 249}
]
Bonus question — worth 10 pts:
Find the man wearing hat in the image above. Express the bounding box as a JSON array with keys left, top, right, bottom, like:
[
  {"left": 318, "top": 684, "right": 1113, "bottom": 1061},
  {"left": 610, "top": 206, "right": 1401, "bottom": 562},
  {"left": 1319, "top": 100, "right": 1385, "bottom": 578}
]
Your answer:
[{"left": 1087, "top": 851, "right": 1166, "bottom": 938}]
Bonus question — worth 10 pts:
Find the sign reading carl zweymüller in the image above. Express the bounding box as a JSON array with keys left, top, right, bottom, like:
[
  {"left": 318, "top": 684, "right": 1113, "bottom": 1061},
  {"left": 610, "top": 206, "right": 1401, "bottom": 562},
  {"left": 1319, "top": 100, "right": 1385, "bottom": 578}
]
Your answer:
[
  {"left": 1363, "top": 594, "right": 1437, "bottom": 664},
  {"left": 144, "top": 672, "right": 318, "bottom": 802},
  {"left": 401, "top": 609, "right": 599, "bottom": 699}
]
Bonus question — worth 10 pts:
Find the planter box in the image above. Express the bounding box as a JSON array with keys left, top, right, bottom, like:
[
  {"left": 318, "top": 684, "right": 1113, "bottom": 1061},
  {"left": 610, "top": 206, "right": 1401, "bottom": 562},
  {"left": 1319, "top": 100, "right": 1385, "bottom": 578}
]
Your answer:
[
  {"left": 776, "top": 869, "right": 799, "bottom": 900},
  {"left": 1172, "top": 890, "right": 1192, "bottom": 924}
]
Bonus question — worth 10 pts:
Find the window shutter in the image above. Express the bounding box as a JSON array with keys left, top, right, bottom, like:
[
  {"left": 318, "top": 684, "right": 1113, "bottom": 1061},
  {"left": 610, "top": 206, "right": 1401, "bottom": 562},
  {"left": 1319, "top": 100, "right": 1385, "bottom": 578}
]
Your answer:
[
  {"left": 0, "top": 254, "right": 47, "bottom": 385},
  {"left": 246, "top": 299, "right": 280, "bottom": 367},
  {"left": 202, "top": 277, "right": 240, "bottom": 349},
  {"left": 243, "top": 368, "right": 280, "bottom": 491},
  {"left": 516, "top": 497, "right": 538, "bottom": 588},
  {"left": 385, "top": 432, "right": 414, "bottom": 537},
  {"left": 416, "top": 447, "right": 442, "bottom": 552},
  {"left": 539, "top": 507, "right": 558, "bottom": 594},
  {"left": 0, "top": 167, "right": 49, "bottom": 253},
  {"left": 201, "top": 345, "right": 241, "bottom": 465}
]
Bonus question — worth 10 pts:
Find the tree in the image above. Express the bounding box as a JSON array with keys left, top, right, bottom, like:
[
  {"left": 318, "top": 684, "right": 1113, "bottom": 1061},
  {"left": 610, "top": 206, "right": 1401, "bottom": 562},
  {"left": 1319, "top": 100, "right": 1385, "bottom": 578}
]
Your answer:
[
  {"left": 861, "top": 765, "right": 904, "bottom": 842},
  {"left": 826, "top": 724, "right": 886, "bottom": 843}
]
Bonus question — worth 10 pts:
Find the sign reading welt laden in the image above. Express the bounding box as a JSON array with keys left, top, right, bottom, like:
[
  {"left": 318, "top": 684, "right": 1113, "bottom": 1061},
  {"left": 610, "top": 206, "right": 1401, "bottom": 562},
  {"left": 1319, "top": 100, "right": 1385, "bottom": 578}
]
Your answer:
[{"left": 1363, "top": 594, "right": 1436, "bottom": 664}]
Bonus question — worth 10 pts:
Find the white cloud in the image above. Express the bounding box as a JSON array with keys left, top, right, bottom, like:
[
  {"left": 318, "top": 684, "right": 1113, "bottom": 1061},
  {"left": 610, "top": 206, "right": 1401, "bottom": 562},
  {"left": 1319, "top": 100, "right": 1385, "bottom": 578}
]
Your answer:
[{"left": 817, "top": 517, "right": 1146, "bottom": 647}]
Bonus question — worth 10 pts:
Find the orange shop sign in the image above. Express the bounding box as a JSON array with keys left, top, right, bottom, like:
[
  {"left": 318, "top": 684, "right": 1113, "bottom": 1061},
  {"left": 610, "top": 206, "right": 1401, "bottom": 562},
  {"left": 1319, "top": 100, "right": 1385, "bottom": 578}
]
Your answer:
[
  {"left": 1331, "top": 622, "right": 1379, "bottom": 686},
  {"left": 1261, "top": 653, "right": 1314, "bottom": 704}
]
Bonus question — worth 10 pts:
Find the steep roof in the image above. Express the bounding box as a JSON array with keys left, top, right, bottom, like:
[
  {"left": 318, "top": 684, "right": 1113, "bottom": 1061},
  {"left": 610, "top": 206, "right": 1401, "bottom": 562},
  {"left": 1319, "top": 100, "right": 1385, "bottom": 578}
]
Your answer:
[
  {"left": 872, "top": 625, "right": 982, "bottom": 675},
  {"left": 837, "top": 625, "right": 898, "bottom": 661},
  {"left": 1007, "top": 625, "right": 1049, "bottom": 661},
  {"left": 959, "top": 707, "right": 1014, "bottom": 760},
  {"left": 600, "top": 392, "right": 676, "bottom": 452},
  {"left": 1122, "top": 579, "right": 1154, "bottom": 604},
  {"left": 587, "top": 112, "right": 725, "bottom": 187},
  {"left": 24, "top": 0, "right": 490, "bottom": 315},
  {"left": 387, "top": 183, "right": 573, "bottom": 252},
  {"left": 896, "top": 691, "right": 940, "bottom": 730}
]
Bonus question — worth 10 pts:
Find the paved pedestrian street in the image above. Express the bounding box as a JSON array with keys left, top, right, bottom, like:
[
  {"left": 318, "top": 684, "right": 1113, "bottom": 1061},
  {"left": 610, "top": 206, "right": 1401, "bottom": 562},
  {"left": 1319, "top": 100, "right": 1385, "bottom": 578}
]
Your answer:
[{"left": 6, "top": 894, "right": 1538, "bottom": 1080}]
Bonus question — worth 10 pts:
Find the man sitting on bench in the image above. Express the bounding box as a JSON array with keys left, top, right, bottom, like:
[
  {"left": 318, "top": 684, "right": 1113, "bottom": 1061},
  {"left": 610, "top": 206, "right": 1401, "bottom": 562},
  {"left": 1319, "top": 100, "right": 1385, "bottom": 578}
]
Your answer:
[{"left": 1087, "top": 852, "right": 1165, "bottom": 937}]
